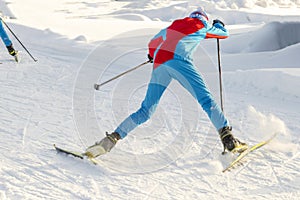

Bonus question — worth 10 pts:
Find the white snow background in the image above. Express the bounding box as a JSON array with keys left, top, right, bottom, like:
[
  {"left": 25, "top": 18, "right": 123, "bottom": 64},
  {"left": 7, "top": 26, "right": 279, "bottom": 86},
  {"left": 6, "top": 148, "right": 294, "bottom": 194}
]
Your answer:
[{"left": 0, "top": 0, "right": 299, "bottom": 199}]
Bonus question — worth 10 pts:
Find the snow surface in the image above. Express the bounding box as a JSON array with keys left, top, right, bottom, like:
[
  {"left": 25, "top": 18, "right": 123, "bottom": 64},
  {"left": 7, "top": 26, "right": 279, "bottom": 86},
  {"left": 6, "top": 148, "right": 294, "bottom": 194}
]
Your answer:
[{"left": 0, "top": 0, "right": 300, "bottom": 199}]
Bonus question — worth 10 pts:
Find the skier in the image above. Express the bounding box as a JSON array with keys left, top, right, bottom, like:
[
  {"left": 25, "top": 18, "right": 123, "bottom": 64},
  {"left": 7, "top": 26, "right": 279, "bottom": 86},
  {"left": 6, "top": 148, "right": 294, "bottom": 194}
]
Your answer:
[
  {"left": 0, "top": 18, "right": 18, "bottom": 61},
  {"left": 85, "top": 8, "right": 247, "bottom": 158}
]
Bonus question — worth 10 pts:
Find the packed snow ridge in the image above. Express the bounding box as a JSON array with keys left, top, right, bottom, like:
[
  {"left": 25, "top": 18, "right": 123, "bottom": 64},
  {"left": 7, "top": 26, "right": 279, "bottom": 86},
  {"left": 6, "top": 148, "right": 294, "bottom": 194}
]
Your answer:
[
  {"left": 245, "top": 21, "right": 300, "bottom": 52},
  {"left": 214, "top": 0, "right": 300, "bottom": 9}
]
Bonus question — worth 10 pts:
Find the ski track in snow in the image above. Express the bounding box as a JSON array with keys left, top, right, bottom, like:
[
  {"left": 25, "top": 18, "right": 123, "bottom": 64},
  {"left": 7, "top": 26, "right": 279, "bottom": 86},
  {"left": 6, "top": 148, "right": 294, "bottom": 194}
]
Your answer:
[{"left": 0, "top": 0, "right": 299, "bottom": 199}]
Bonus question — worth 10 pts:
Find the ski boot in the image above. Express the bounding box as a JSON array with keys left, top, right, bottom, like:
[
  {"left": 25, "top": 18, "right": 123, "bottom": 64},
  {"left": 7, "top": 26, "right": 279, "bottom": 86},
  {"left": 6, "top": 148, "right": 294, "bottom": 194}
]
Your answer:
[
  {"left": 84, "top": 132, "right": 121, "bottom": 158},
  {"left": 219, "top": 126, "right": 248, "bottom": 154},
  {"left": 6, "top": 44, "right": 19, "bottom": 62}
]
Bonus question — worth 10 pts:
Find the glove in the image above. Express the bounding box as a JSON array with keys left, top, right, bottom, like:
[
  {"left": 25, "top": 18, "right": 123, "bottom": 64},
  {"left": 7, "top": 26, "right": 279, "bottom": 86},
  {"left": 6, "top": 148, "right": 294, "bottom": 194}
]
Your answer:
[
  {"left": 148, "top": 54, "right": 153, "bottom": 63},
  {"left": 213, "top": 19, "right": 225, "bottom": 27}
]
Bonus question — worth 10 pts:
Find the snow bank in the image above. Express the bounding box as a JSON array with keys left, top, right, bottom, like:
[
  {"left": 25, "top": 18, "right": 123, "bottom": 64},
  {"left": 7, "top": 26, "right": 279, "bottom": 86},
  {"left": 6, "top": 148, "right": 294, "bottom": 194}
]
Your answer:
[
  {"left": 222, "top": 21, "right": 300, "bottom": 56},
  {"left": 0, "top": 0, "right": 15, "bottom": 18},
  {"left": 212, "top": 0, "right": 300, "bottom": 9},
  {"left": 111, "top": 0, "right": 300, "bottom": 23},
  {"left": 244, "top": 21, "right": 300, "bottom": 52},
  {"left": 111, "top": 1, "right": 189, "bottom": 21},
  {"left": 113, "top": 13, "right": 152, "bottom": 21},
  {"left": 112, "top": 1, "right": 300, "bottom": 23}
]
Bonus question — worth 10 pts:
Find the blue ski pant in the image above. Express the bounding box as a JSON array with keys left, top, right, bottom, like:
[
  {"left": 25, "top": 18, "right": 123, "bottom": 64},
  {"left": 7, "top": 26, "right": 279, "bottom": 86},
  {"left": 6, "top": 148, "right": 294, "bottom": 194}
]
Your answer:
[
  {"left": 115, "top": 59, "right": 229, "bottom": 138},
  {"left": 0, "top": 20, "right": 12, "bottom": 47}
]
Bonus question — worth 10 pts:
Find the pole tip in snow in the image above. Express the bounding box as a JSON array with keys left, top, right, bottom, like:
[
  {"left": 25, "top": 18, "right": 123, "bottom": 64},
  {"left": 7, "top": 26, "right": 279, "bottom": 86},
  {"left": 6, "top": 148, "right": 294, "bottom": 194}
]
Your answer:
[{"left": 94, "top": 84, "right": 100, "bottom": 90}]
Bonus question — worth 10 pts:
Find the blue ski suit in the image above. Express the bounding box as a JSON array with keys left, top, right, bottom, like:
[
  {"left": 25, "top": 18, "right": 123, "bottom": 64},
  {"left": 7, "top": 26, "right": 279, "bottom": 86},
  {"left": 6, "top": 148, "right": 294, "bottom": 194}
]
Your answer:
[
  {"left": 0, "top": 19, "right": 13, "bottom": 47},
  {"left": 115, "top": 17, "right": 229, "bottom": 139}
]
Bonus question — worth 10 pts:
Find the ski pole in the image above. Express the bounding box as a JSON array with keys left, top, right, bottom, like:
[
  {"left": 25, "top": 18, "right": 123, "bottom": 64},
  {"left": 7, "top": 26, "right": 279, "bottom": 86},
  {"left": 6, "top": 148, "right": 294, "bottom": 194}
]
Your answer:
[
  {"left": 94, "top": 60, "right": 151, "bottom": 90},
  {"left": 217, "top": 38, "right": 224, "bottom": 112},
  {"left": 1, "top": 18, "right": 37, "bottom": 62}
]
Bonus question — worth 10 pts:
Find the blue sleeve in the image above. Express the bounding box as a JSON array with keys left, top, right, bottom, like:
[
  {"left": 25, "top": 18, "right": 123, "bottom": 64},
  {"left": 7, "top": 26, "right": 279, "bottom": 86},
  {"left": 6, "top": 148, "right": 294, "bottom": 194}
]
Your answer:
[{"left": 205, "top": 23, "right": 229, "bottom": 39}]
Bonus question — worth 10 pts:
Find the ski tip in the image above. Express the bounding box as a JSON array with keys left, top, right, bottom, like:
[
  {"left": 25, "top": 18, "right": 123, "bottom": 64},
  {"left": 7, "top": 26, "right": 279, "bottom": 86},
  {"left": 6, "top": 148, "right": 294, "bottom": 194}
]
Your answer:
[
  {"left": 53, "top": 144, "right": 59, "bottom": 150},
  {"left": 14, "top": 56, "right": 19, "bottom": 63},
  {"left": 13, "top": 51, "right": 20, "bottom": 63}
]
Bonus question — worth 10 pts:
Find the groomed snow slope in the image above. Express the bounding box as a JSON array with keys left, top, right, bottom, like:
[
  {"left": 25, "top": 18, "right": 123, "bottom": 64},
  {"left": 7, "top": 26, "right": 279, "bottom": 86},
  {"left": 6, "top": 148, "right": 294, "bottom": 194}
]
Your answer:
[{"left": 0, "top": 0, "right": 299, "bottom": 199}]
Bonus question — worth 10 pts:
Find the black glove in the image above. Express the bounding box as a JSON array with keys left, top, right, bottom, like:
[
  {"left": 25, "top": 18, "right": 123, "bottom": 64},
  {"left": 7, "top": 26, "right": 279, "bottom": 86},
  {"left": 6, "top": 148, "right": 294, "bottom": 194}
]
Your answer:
[
  {"left": 213, "top": 19, "right": 225, "bottom": 27},
  {"left": 148, "top": 54, "right": 153, "bottom": 63}
]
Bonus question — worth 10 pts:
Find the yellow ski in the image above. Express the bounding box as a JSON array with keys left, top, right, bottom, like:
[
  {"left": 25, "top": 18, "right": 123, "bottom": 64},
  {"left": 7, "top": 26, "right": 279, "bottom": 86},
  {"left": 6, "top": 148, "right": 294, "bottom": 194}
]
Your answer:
[
  {"left": 54, "top": 144, "right": 99, "bottom": 165},
  {"left": 222, "top": 133, "right": 277, "bottom": 173}
]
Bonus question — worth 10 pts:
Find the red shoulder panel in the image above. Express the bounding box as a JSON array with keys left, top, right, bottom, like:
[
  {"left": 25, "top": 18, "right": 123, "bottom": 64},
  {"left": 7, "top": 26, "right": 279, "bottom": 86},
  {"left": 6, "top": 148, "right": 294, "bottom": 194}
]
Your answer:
[{"left": 154, "top": 18, "right": 204, "bottom": 69}]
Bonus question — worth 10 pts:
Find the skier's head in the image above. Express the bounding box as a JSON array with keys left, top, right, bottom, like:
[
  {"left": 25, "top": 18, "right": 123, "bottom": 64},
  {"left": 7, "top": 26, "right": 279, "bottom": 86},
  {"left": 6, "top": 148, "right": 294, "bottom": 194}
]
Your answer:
[{"left": 189, "top": 7, "right": 208, "bottom": 21}]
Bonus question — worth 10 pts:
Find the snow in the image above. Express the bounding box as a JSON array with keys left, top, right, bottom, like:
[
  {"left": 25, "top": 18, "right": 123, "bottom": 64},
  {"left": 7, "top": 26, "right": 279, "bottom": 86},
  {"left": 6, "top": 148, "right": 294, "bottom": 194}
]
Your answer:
[{"left": 0, "top": 0, "right": 299, "bottom": 199}]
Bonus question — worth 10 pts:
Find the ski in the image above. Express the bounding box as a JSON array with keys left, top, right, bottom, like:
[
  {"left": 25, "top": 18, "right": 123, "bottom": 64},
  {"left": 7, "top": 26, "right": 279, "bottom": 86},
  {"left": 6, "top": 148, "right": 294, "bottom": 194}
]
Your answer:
[
  {"left": 14, "top": 53, "right": 20, "bottom": 63},
  {"left": 222, "top": 133, "right": 277, "bottom": 173},
  {"left": 53, "top": 144, "right": 99, "bottom": 165}
]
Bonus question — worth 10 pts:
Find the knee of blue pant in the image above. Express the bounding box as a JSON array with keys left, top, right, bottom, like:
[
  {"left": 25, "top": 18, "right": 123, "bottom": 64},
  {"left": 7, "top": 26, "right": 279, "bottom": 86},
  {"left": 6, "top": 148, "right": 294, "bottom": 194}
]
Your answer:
[
  {"left": 115, "top": 103, "right": 158, "bottom": 139},
  {"left": 198, "top": 94, "right": 213, "bottom": 111},
  {"left": 132, "top": 103, "right": 157, "bottom": 125}
]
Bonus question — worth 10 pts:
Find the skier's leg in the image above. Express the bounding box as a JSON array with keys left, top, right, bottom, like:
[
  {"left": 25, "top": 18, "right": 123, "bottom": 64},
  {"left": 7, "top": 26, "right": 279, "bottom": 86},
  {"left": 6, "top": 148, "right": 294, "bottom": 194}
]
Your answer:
[
  {"left": 171, "top": 62, "right": 248, "bottom": 153},
  {"left": 0, "top": 20, "right": 17, "bottom": 57},
  {"left": 0, "top": 20, "right": 12, "bottom": 47},
  {"left": 115, "top": 66, "right": 172, "bottom": 138},
  {"left": 86, "top": 66, "right": 172, "bottom": 157},
  {"left": 168, "top": 59, "right": 228, "bottom": 131}
]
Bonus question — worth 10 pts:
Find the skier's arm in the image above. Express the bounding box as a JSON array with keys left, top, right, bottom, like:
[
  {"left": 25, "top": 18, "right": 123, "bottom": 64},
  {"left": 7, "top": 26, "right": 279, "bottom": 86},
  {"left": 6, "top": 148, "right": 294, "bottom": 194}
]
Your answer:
[
  {"left": 148, "top": 29, "right": 166, "bottom": 58},
  {"left": 205, "top": 20, "right": 229, "bottom": 39}
]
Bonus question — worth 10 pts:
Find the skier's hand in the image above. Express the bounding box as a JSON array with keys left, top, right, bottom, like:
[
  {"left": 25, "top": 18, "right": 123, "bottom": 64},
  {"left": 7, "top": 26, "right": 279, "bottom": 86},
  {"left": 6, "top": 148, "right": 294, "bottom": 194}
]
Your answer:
[
  {"left": 148, "top": 54, "right": 153, "bottom": 63},
  {"left": 213, "top": 19, "right": 225, "bottom": 27}
]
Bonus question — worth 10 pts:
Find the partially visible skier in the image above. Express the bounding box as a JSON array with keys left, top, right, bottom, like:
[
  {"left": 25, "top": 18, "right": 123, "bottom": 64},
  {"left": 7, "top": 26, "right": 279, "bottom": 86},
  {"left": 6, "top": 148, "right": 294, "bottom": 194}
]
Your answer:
[
  {"left": 85, "top": 7, "right": 248, "bottom": 158},
  {"left": 0, "top": 18, "right": 18, "bottom": 62}
]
